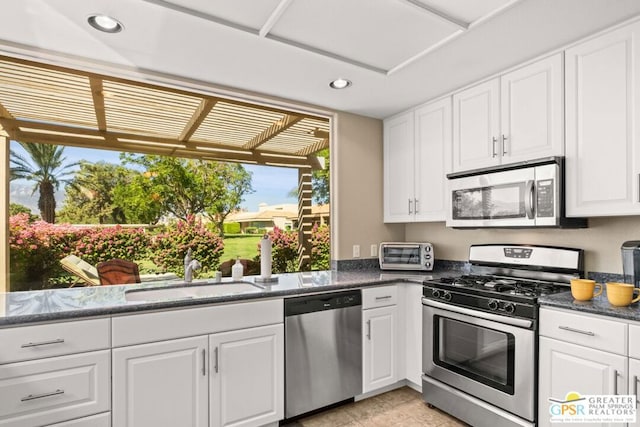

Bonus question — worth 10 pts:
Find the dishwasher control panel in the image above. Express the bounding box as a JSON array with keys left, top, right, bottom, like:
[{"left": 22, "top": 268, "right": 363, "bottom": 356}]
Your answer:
[{"left": 284, "top": 290, "right": 362, "bottom": 316}]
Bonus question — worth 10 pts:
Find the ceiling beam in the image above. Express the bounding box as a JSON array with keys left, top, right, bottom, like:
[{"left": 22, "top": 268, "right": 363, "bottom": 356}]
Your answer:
[
  {"left": 0, "top": 102, "right": 16, "bottom": 138},
  {"left": 243, "top": 114, "right": 303, "bottom": 150},
  {"left": 89, "top": 77, "right": 107, "bottom": 132},
  {"left": 295, "top": 138, "right": 329, "bottom": 156},
  {"left": 179, "top": 98, "right": 218, "bottom": 142},
  {"left": 259, "top": 0, "right": 294, "bottom": 37},
  {"left": 400, "top": 0, "right": 469, "bottom": 29},
  {"left": 2, "top": 118, "right": 321, "bottom": 169}
]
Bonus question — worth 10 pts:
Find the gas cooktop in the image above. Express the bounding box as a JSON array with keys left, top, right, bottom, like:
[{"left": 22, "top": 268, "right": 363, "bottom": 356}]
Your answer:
[
  {"left": 429, "top": 274, "right": 567, "bottom": 298},
  {"left": 422, "top": 244, "right": 584, "bottom": 320}
]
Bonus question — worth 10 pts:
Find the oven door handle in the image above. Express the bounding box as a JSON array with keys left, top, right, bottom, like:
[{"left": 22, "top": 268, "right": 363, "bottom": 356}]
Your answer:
[{"left": 422, "top": 297, "right": 533, "bottom": 329}]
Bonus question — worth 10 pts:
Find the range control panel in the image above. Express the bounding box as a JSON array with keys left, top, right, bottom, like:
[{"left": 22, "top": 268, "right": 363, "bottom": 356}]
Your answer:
[{"left": 504, "top": 247, "right": 533, "bottom": 259}]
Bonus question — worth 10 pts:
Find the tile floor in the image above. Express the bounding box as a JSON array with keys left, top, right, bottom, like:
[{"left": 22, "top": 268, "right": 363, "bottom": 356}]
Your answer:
[{"left": 282, "top": 386, "right": 468, "bottom": 427}]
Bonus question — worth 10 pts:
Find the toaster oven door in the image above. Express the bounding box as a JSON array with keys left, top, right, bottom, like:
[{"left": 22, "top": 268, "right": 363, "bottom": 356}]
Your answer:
[{"left": 380, "top": 244, "right": 424, "bottom": 270}]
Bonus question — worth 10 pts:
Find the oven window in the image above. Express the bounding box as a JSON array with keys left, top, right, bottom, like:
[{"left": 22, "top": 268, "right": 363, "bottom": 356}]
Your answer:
[
  {"left": 382, "top": 246, "right": 420, "bottom": 265},
  {"left": 433, "top": 316, "right": 515, "bottom": 394}
]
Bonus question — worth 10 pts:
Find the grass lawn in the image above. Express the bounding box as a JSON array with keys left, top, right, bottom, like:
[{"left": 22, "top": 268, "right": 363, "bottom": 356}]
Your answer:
[{"left": 220, "top": 234, "right": 262, "bottom": 262}]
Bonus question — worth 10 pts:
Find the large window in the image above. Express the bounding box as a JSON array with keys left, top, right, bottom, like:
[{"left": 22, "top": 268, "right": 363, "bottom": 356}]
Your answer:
[{"left": 8, "top": 143, "right": 330, "bottom": 292}]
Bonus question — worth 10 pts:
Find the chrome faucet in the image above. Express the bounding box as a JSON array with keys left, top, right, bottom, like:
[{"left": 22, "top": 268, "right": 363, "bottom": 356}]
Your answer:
[{"left": 184, "top": 248, "right": 201, "bottom": 283}]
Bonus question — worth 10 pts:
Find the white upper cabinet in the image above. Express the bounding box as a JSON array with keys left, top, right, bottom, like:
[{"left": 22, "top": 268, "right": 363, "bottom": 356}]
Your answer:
[
  {"left": 383, "top": 112, "right": 415, "bottom": 223},
  {"left": 565, "top": 20, "right": 640, "bottom": 217},
  {"left": 383, "top": 97, "right": 451, "bottom": 223},
  {"left": 452, "top": 53, "right": 564, "bottom": 172}
]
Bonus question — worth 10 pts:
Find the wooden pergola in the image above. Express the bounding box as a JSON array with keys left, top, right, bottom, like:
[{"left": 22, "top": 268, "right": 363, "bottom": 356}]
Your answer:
[{"left": 0, "top": 55, "right": 330, "bottom": 289}]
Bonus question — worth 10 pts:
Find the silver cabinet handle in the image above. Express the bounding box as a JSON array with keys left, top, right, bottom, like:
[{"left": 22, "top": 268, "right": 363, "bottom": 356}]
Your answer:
[
  {"left": 492, "top": 137, "right": 498, "bottom": 158},
  {"left": 634, "top": 375, "right": 639, "bottom": 405},
  {"left": 414, "top": 198, "right": 419, "bottom": 214},
  {"left": 21, "top": 338, "right": 65, "bottom": 348},
  {"left": 375, "top": 296, "right": 392, "bottom": 300},
  {"left": 21, "top": 389, "right": 64, "bottom": 402},
  {"left": 366, "top": 320, "right": 371, "bottom": 340},
  {"left": 502, "top": 134, "right": 508, "bottom": 155},
  {"left": 408, "top": 199, "right": 413, "bottom": 214},
  {"left": 558, "top": 325, "right": 595, "bottom": 336},
  {"left": 613, "top": 369, "right": 619, "bottom": 395},
  {"left": 214, "top": 347, "right": 219, "bottom": 373},
  {"left": 201, "top": 349, "right": 206, "bottom": 376}
]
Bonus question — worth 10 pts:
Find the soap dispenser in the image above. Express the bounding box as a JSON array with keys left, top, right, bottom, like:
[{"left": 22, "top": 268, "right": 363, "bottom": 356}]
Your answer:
[{"left": 231, "top": 257, "right": 243, "bottom": 281}]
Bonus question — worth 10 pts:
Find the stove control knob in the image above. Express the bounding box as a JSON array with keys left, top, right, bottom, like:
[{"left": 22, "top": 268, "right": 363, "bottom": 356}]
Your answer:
[
  {"left": 504, "top": 303, "right": 516, "bottom": 314},
  {"left": 432, "top": 289, "right": 441, "bottom": 298},
  {"left": 442, "top": 291, "right": 452, "bottom": 301},
  {"left": 488, "top": 299, "right": 499, "bottom": 311}
]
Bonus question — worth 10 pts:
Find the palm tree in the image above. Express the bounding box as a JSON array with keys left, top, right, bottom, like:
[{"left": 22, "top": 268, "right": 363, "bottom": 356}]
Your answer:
[{"left": 10, "top": 142, "right": 78, "bottom": 223}]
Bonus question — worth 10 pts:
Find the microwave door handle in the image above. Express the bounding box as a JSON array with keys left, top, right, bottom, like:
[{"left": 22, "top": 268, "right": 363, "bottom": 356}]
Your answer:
[{"left": 524, "top": 180, "right": 535, "bottom": 219}]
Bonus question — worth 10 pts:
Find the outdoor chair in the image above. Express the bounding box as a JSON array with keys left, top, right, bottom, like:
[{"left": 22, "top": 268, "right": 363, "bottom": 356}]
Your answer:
[
  {"left": 60, "top": 255, "right": 180, "bottom": 286},
  {"left": 96, "top": 259, "right": 141, "bottom": 286},
  {"left": 60, "top": 255, "right": 101, "bottom": 286}
]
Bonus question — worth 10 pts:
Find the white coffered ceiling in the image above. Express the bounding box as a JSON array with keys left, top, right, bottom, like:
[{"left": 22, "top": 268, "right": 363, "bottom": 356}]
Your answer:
[{"left": 2, "top": 0, "right": 640, "bottom": 118}]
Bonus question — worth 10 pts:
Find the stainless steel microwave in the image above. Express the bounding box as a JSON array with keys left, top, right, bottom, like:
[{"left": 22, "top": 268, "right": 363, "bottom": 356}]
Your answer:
[
  {"left": 379, "top": 242, "right": 434, "bottom": 271},
  {"left": 446, "top": 157, "right": 587, "bottom": 228}
]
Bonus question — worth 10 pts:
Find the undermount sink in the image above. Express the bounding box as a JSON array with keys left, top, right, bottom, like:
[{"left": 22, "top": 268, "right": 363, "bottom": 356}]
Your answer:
[{"left": 125, "top": 281, "right": 264, "bottom": 302}]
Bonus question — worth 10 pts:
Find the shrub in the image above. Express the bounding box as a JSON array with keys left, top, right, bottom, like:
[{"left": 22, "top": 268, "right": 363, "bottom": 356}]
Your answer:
[
  {"left": 310, "top": 223, "right": 330, "bottom": 270},
  {"left": 151, "top": 215, "right": 224, "bottom": 276},
  {"left": 74, "top": 226, "right": 150, "bottom": 265},
  {"left": 223, "top": 222, "right": 241, "bottom": 235},
  {"left": 245, "top": 227, "right": 258, "bottom": 234},
  {"left": 9, "top": 214, "right": 95, "bottom": 290}
]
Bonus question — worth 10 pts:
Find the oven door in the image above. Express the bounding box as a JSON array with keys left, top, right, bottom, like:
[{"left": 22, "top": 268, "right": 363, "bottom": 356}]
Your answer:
[{"left": 422, "top": 298, "right": 535, "bottom": 421}]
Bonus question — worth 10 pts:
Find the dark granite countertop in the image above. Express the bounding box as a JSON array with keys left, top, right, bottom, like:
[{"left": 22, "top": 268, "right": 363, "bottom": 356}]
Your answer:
[
  {"left": 539, "top": 290, "right": 640, "bottom": 322},
  {"left": 0, "top": 269, "right": 459, "bottom": 327}
]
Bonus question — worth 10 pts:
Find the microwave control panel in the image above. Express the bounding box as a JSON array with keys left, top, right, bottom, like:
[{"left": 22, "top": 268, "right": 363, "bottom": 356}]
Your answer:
[{"left": 536, "top": 179, "right": 554, "bottom": 217}]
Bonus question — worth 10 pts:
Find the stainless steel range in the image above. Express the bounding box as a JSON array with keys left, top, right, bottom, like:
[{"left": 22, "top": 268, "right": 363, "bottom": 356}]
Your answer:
[{"left": 422, "top": 244, "right": 584, "bottom": 427}]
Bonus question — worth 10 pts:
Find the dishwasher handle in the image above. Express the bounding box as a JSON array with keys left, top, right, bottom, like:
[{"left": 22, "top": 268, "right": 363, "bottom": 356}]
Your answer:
[{"left": 284, "top": 290, "right": 362, "bottom": 316}]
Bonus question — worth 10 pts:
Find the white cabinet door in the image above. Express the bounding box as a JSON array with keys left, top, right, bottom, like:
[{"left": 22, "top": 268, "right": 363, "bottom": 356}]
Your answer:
[
  {"left": 565, "top": 21, "right": 640, "bottom": 217},
  {"left": 363, "top": 305, "right": 398, "bottom": 393},
  {"left": 383, "top": 112, "right": 415, "bottom": 222},
  {"left": 538, "top": 337, "right": 627, "bottom": 427},
  {"left": 414, "top": 97, "right": 451, "bottom": 222},
  {"left": 629, "top": 358, "right": 640, "bottom": 427},
  {"left": 452, "top": 78, "right": 500, "bottom": 172},
  {"left": 500, "top": 53, "right": 564, "bottom": 163},
  {"left": 112, "top": 336, "right": 209, "bottom": 427},
  {"left": 210, "top": 324, "right": 284, "bottom": 427}
]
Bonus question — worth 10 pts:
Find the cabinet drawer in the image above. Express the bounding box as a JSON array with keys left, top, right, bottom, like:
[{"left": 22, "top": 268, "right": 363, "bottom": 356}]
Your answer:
[
  {"left": 0, "top": 350, "right": 110, "bottom": 427},
  {"left": 539, "top": 307, "right": 627, "bottom": 355},
  {"left": 47, "top": 412, "right": 110, "bottom": 427},
  {"left": 0, "top": 318, "right": 110, "bottom": 364},
  {"left": 362, "top": 286, "right": 398, "bottom": 309}
]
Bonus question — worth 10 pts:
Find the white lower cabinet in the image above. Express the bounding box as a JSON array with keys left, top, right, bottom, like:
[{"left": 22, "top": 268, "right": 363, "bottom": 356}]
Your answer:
[
  {"left": 362, "top": 286, "right": 399, "bottom": 393},
  {"left": 111, "top": 299, "right": 284, "bottom": 427},
  {"left": 0, "top": 350, "right": 110, "bottom": 427},
  {"left": 209, "top": 324, "right": 284, "bottom": 427},
  {"left": 538, "top": 308, "right": 629, "bottom": 427},
  {"left": 112, "top": 336, "right": 209, "bottom": 427}
]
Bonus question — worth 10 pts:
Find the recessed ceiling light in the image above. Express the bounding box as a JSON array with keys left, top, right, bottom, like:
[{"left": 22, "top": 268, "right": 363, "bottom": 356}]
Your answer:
[
  {"left": 87, "top": 14, "right": 124, "bottom": 33},
  {"left": 329, "top": 78, "right": 352, "bottom": 89}
]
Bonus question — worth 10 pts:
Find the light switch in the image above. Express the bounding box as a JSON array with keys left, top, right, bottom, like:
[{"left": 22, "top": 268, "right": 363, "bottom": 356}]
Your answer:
[{"left": 353, "top": 245, "right": 360, "bottom": 258}]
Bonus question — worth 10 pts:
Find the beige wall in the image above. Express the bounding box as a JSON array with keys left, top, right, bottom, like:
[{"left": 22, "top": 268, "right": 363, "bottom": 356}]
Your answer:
[
  {"left": 406, "top": 217, "right": 640, "bottom": 275},
  {"left": 332, "top": 112, "right": 404, "bottom": 260}
]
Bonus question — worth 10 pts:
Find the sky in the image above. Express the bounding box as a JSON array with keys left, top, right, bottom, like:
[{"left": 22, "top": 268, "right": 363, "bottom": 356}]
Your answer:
[{"left": 9, "top": 142, "right": 299, "bottom": 213}]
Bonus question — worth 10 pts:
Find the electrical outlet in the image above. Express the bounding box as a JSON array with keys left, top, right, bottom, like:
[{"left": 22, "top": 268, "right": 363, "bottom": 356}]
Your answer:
[
  {"left": 353, "top": 245, "right": 360, "bottom": 258},
  {"left": 371, "top": 244, "right": 378, "bottom": 257}
]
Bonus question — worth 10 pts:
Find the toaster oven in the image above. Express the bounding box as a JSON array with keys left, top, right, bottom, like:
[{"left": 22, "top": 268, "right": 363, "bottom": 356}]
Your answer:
[{"left": 379, "top": 242, "right": 434, "bottom": 271}]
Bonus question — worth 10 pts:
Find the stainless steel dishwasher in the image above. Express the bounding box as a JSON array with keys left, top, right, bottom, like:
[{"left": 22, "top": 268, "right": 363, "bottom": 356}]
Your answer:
[{"left": 284, "top": 290, "right": 362, "bottom": 419}]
